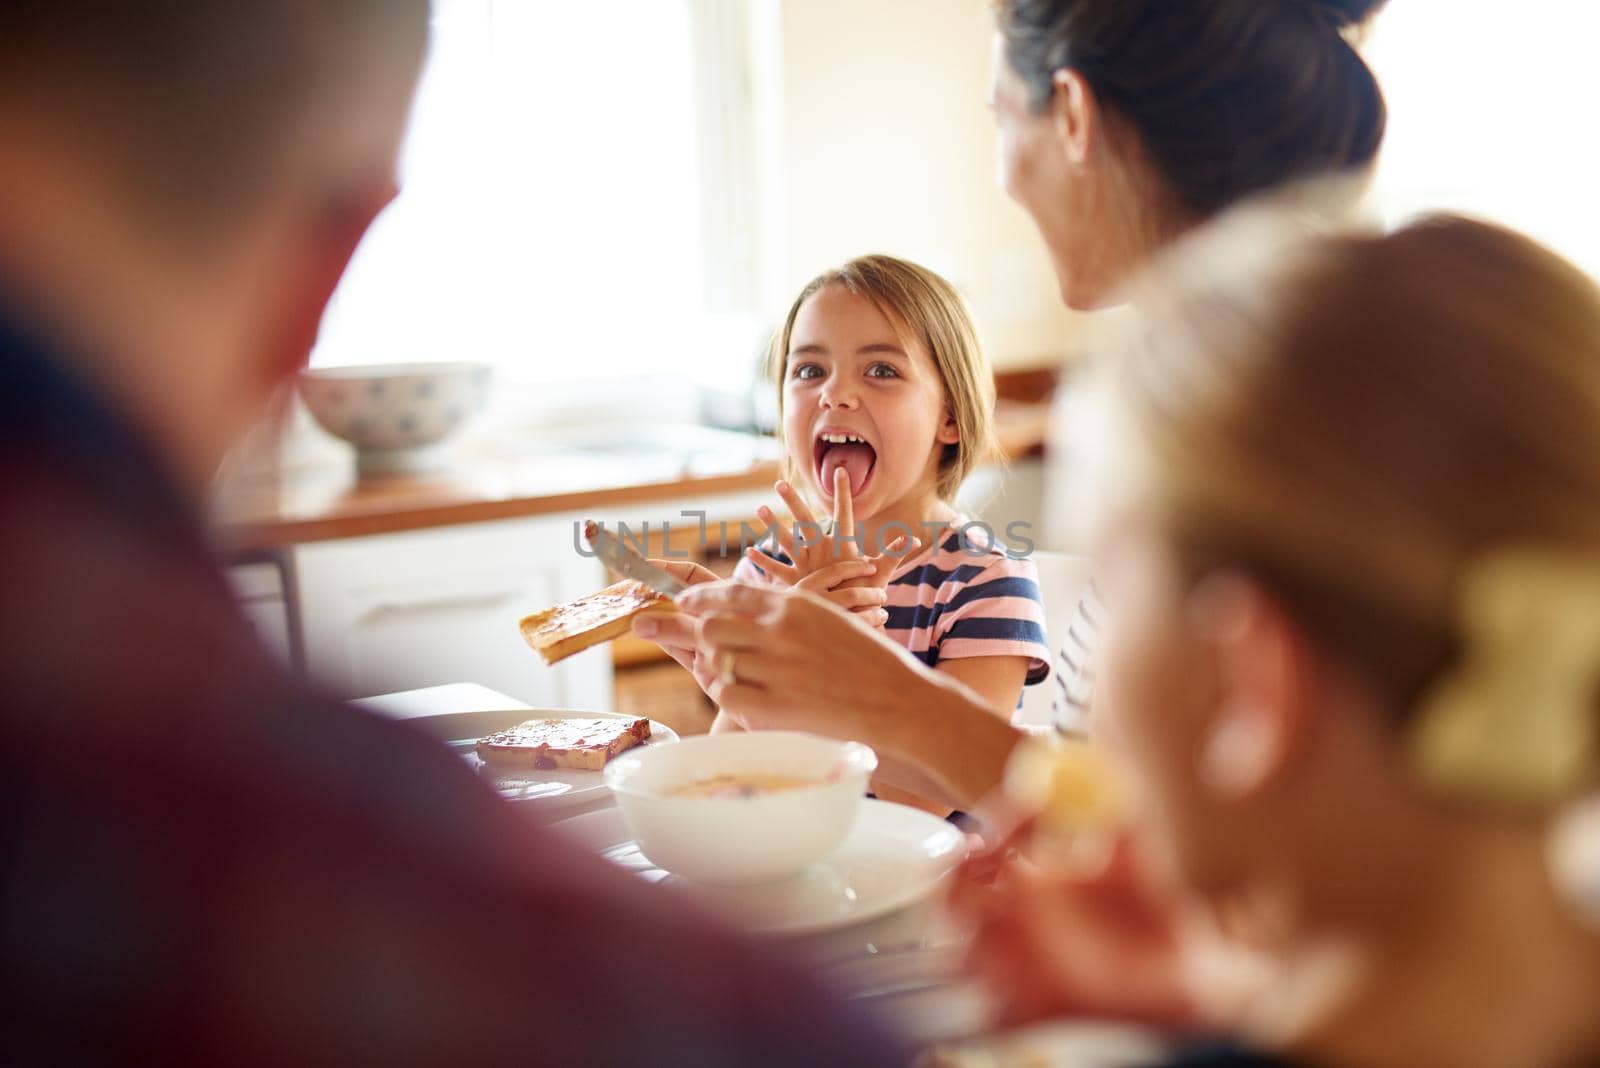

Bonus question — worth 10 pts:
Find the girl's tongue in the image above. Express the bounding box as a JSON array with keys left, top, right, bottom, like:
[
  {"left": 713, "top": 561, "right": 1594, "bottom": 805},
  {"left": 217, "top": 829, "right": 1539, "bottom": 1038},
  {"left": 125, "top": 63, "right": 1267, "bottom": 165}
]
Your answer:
[{"left": 819, "top": 441, "right": 875, "bottom": 497}]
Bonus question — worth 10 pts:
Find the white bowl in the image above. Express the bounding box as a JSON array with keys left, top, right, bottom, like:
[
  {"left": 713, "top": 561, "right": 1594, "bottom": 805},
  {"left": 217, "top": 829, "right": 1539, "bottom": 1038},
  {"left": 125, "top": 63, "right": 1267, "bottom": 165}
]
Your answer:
[
  {"left": 603, "top": 732, "right": 877, "bottom": 886},
  {"left": 297, "top": 362, "right": 492, "bottom": 474}
]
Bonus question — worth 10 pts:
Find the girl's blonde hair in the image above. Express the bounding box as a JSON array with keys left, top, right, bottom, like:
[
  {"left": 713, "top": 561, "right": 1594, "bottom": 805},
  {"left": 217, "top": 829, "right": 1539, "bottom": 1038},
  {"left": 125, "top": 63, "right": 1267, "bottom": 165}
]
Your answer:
[
  {"left": 1109, "top": 211, "right": 1600, "bottom": 753},
  {"left": 767, "top": 254, "right": 996, "bottom": 502}
]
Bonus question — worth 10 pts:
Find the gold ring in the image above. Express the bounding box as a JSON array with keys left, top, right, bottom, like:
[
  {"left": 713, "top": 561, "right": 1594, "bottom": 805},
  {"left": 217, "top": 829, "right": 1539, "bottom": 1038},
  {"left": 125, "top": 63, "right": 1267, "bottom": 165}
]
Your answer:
[{"left": 716, "top": 649, "right": 738, "bottom": 686}]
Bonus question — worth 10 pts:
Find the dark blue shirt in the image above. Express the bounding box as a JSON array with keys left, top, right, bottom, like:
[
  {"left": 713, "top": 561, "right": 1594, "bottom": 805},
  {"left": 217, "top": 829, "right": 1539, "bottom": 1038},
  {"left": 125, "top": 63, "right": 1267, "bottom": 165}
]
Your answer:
[{"left": 0, "top": 302, "right": 907, "bottom": 1065}]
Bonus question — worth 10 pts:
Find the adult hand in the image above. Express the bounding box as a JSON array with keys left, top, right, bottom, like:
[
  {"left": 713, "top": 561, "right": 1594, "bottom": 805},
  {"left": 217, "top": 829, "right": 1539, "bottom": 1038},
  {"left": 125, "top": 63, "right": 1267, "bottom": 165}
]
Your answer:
[
  {"left": 949, "top": 824, "right": 1266, "bottom": 1034},
  {"left": 629, "top": 560, "right": 729, "bottom": 695},
  {"left": 659, "top": 580, "right": 924, "bottom": 743},
  {"left": 644, "top": 579, "right": 1026, "bottom": 809},
  {"left": 745, "top": 474, "right": 919, "bottom": 627},
  {"left": 949, "top": 825, "right": 1201, "bottom": 1030},
  {"left": 633, "top": 559, "right": 884, "bottom": 700}
]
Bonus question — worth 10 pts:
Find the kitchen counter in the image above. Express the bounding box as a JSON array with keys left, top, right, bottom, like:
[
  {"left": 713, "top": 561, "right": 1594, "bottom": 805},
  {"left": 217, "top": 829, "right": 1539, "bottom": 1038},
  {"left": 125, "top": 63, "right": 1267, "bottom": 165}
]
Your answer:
[
  {"left": 214, "top": 448, "right": 781, "bottom": 552},
  {"left": 213, "top": 401, "right": 1052, "bottom": 553}
]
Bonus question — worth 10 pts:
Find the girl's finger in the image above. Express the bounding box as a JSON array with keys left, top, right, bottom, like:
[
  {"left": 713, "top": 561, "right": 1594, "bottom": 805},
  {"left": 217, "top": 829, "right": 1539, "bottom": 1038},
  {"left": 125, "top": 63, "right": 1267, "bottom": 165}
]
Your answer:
[
  {"left": 754, "top": 504, "right": 796, "bottom": 559},
  {"left": 831, "top": 467, "right": 856, "bottom": 556},
  {"left": 745, "top": 546, "right": 800, "bottom": 585},
  {"left": 767, "top": 492, "right": 824, "bottom": 565},
  {"left": 841, "top": 606, "right": 890, "bottom": 629},
  {"left": 862, "top": 536, "right": 920, "bottom": 588},
  {"left": 850, "top": 537, "right": 917, "bottom": 590},
  {"left": 825, "top": 586, "right": 890, "bottom": 612},
  {"left": 646, "top": 558, "right": 719, "bottom": 585},
  {"left": 794, "top": 558, "right": 878, "bottom": 593},
  {"left": 879, "top": 534, "right": 921, "bottom": 559},
  {"left": 774, "top": 480, "right": 817, "bottom": 527}
]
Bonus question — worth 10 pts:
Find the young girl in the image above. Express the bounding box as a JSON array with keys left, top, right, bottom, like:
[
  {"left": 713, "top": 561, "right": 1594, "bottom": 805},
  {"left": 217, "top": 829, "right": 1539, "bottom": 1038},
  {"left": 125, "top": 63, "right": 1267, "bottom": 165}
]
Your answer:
[
  {"left": 640, "top": 0, "right": 1395, "bottom": 814},
  {"left": 647, "top": 254, "right": 1051, "bottom": 810},
  {"left": 955, "top": 214, "right": 1600, "bottom": 1065}
]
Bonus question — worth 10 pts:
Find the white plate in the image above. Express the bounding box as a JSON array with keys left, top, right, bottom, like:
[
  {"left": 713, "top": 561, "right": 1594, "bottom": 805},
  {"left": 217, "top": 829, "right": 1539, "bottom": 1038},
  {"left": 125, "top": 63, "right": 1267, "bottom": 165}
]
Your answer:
[
  {"left": 402, "top": 708, "right": 679, "bottom": 810},
  {"left": 555, "top": 799, "right": 967, "bottom": 935}
]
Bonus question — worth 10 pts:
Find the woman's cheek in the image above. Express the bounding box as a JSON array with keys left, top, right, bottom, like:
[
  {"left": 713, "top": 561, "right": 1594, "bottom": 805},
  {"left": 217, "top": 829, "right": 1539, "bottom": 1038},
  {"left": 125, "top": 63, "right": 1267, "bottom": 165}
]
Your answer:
[
  {"left": 995, "top": 117, "right": 1038, "bottom": 203},
  {"left": 997, "top": 137, "right": 1024, "bottom": 204}
]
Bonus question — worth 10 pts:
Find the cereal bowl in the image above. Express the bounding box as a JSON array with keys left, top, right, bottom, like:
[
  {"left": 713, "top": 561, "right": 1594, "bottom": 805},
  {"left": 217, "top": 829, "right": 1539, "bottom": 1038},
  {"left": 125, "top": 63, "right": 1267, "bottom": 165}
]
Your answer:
[
  {"left": 603, "top": 732, "right": 877, "bottom": 886},
  {"left": 297, "top": 361, "right": 492, "bottom": 474}
]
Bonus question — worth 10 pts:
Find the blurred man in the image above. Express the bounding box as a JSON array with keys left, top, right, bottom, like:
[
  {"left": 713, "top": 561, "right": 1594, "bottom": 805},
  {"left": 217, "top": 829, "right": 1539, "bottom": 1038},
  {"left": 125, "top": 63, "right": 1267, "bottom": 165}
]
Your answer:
[{"left": 0, "top": 4, "right": 902, "bottom": 1062}]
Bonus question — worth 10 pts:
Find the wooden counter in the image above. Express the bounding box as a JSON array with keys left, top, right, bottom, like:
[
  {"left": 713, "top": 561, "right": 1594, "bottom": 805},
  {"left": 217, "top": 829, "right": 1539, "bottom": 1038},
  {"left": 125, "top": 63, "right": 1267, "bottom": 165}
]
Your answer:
[
  {"left": 214, "top": 455, "right": 780, "bottom": 552},
  {"left": 214, "top": 400, "right": 1051, "bottom": 553}
]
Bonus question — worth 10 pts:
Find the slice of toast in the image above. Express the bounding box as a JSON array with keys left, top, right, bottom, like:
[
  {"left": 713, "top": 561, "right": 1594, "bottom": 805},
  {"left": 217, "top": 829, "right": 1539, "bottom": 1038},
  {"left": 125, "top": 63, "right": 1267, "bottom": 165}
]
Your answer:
[
  {"left": 518, "top": 579, "right": 677, "bottom": 665},
  {"left": 475, "top": 716, "right": 651, "bottom": 771}
]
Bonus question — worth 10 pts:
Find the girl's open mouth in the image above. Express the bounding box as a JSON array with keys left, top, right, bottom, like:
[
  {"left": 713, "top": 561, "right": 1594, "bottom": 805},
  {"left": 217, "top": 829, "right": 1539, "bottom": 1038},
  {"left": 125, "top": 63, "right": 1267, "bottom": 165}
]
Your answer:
[{"left": 814, "top": 430, "right": 876, "bottom": 498}]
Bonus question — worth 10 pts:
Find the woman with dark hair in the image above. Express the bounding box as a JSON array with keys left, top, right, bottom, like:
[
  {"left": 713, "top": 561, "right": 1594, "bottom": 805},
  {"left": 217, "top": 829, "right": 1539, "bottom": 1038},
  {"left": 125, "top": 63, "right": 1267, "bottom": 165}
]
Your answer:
[
  {"left": 640, "top": 0, "right": 1392, "bottom": 811},
  {"left": 994, "top": 0, "right": 1386, "bottom": 308},
  {"left": 991, "top": 0, "right": 1389, "bottom": 738}
]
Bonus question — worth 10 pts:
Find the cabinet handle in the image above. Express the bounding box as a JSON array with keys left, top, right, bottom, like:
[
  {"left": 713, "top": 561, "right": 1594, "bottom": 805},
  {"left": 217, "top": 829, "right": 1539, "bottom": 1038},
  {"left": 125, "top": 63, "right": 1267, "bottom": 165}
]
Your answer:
[{"left": 358, "top": 589, "right": 525, "bottom": 622}]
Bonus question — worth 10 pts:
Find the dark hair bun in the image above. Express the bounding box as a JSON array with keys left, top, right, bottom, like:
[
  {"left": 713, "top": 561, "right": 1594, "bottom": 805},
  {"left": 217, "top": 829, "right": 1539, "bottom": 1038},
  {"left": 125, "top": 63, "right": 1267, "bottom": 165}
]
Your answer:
[
  {"left": 1299, "top": 0, "right": 1389, "bottom": 28},
  {"left": 997, "top": 0, "right": 1389, "bottom": 217}
]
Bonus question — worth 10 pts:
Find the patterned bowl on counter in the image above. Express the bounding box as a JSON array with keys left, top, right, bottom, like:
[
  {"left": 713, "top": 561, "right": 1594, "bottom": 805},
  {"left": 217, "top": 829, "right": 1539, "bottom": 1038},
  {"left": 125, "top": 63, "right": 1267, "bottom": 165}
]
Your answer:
[{"left": 297, "top": 361, "right": 493, "bottom": 474}]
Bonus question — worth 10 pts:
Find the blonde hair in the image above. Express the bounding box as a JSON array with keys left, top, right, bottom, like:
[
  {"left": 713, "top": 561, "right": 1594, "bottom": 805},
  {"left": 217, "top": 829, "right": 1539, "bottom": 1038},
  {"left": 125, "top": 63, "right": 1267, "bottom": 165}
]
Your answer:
[
  {"left": 1109, "top": 212, "right": 1600, "bottom": 727},
  {"left": 767, "top": 254, "right": 997, "bottom": 502}
]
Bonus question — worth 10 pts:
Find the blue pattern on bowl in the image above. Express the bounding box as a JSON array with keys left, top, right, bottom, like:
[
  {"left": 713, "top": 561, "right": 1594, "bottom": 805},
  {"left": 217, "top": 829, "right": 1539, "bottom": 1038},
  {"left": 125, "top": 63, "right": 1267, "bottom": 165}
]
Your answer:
[{"left": 297, "top": 362, "right": 492, "bottom": 461}]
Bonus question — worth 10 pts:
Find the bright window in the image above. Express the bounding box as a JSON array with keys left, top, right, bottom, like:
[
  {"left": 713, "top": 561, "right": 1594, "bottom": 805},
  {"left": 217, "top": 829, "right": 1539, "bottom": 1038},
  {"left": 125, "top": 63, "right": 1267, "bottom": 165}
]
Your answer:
[
  {"left": 1367, "top": 1, "right": 1600, "bottom": 276},
  {"left": 312, "top": 0, "right": 759, "bottom": 390}
]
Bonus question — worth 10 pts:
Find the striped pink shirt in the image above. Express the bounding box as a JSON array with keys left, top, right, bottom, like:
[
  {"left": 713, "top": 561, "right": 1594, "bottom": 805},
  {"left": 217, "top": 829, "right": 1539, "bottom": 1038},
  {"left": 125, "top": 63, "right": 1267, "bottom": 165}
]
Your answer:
[{"left": 734, "top": 518, "right": 1051, "bottom": 694}]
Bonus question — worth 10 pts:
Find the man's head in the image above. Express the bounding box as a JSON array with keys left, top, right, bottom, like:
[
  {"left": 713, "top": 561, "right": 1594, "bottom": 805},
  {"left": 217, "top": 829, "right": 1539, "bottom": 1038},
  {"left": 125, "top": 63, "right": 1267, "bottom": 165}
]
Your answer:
[{"left": 0, "top": 1, "right": 429, "bottom": 491}]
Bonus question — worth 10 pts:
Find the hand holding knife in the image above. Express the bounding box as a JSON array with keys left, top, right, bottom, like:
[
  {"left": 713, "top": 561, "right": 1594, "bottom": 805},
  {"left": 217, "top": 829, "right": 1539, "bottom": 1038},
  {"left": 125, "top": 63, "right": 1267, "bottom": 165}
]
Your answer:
[{"left": 583, "top": 520, "right": 690, "bottom": 600}]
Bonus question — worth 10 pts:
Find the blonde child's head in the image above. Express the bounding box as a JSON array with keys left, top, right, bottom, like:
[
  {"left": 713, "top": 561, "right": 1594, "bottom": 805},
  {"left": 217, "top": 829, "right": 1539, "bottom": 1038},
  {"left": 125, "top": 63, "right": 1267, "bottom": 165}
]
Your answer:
[
  {"left": 1094, "top": 206, "right": 1600, "bottom": 1068},
  {"left": 1088, "top": 211, "right": 1600, "bottom": 953},
  {"left": 767, "top": 255, "right": 996, "bottom": 519}
]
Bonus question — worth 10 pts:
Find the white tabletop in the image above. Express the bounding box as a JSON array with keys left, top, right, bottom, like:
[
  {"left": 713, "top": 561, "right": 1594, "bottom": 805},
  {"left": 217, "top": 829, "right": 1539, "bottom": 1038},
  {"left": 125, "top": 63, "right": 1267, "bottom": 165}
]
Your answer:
[
  {"left": 358, "top": 682, "right": 628, "bottom": 821},
  {"left": 356, "top": 681, "right": 528, "bottom": 721},
  {"left": 354, "top": 684, "right": 1163, "bottom": 1056}
]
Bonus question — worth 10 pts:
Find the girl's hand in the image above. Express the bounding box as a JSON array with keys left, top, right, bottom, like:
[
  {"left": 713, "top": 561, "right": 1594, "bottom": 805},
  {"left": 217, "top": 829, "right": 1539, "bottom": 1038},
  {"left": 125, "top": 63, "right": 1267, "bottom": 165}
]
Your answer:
[
  {"left": 792, "top": 559, "right": 893, "bottom": 627},
  {"left": 745, "top": 472, "right": 919, "bottom": 627}
]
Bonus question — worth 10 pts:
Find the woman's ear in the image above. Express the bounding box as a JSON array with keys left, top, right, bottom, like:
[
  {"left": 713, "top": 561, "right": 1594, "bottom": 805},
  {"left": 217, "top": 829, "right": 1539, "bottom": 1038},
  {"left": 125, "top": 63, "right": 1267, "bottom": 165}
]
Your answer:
[
  {"left": 937, "top": 407, "right": 961, "bottom": 446},
  {"left": 1051, "top": 67, "right": 1097, "bottom": 166},
  {"left": 1185, "top": 573, "right": 1313, "bottom": 802}
]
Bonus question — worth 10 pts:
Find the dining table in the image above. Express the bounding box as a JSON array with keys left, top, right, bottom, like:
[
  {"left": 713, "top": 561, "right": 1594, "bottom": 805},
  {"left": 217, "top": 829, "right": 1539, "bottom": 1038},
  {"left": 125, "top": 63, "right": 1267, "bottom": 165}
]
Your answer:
[{"left": 358, "top": 682, "right": 1163, "bottom": 1065}]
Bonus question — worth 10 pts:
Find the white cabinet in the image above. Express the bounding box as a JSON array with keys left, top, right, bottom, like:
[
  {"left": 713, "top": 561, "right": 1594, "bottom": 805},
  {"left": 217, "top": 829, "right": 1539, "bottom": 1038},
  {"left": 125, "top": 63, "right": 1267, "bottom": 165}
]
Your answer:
[
  {"left": 293, "top": 512, "right": 608, "bottom": 708},
  {"left": 289, "top": 490, "right": 768, "bottom": 709}
]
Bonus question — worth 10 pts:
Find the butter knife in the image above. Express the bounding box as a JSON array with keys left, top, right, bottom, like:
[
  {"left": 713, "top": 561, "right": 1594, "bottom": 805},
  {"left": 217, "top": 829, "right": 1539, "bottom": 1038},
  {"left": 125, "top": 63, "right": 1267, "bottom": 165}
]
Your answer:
[{"left": 584, "top": 520, "right": 689, "bottom": 599}]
